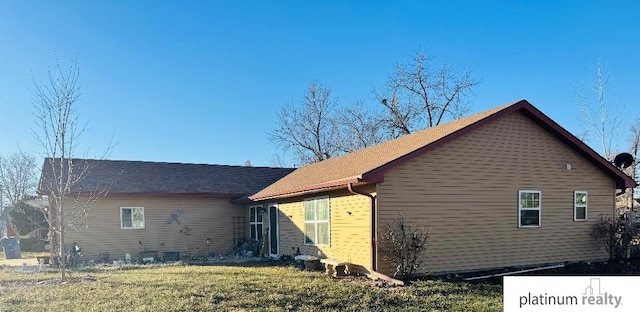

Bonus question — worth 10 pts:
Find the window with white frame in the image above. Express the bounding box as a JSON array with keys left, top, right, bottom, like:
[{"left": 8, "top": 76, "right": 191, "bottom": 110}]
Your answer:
[
  {"left": 574, "top": 191, "right": 588, "bottom": 221},
  {"left": 249, "top": 206, "right": 263, "bottom": 240},
  {"left": 304, "top": 196, "right": 330, "bottom": 245},
  {"left": 121, "top": 207, "right": 145, "bottom": 229},
  {"left": 519, "top": 190, "right": 541, "bottom": 227}
]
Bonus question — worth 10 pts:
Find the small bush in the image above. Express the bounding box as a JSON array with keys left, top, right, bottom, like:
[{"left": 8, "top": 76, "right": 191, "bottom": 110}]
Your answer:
[
  {"left": 379, "top": 214, "right": 430, "bottom": 281},
  {"left": 592, "top": 214, "right": 640, "bottom": 261},
  {"left": 278, "top": 254, "right": 296, "bottom": 266}
]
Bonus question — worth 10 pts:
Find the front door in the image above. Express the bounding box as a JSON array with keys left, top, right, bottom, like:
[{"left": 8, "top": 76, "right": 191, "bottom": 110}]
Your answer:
[{"left": 269, "top": 204, "right": 279, "bottom": 257}]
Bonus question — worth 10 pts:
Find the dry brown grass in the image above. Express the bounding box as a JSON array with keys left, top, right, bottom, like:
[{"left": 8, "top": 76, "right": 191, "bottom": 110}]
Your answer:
[{"left": 0, "top": 262, "right": 502, "bottom": 311}]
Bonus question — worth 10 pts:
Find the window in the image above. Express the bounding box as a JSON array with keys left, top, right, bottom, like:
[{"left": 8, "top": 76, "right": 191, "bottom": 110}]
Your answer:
[
  {"left": 121, "top": 207, "right": 145, "bottom": 229},
  {"left": 38, "top": 229, "right": 49, "bottom": 241},
  {"left": 574, "top": 191, "right": 588, "bottom": 221},
  {"left": 304, "top": 196, "right": 330, "bottom": 245},
  {"left": 519, "top": 190, "right": 541, "bottom": 228},
  {"left": 249, "top": 206, "right": 263, "bottom": 240}
]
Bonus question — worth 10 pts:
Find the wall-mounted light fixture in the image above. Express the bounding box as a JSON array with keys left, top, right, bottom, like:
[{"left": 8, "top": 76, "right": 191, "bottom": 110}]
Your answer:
[{"left": 566, "top": 163, "right": 572, "bottom": 170}]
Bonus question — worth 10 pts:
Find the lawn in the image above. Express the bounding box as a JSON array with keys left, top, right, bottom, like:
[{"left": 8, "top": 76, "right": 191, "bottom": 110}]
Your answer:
[{"left": 0, "top": 262, "right": 502, "bottom": 311}]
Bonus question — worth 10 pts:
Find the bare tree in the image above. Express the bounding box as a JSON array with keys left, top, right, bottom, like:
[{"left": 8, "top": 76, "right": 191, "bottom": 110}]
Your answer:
[
  {"left": 575, "top": 62, "right": 623, "bottom": 160},
  {"left": 270, "top": 81, "right": 340, "bottom": 165},
  {"left": 0, "top": 152, "right": 38, "bottom": 210},
  {"left": 31, "top": 59, "right": 111, "bottom": 281},
  {"left": 272, "top": 52, "right": 479, "bottom": 164},
  {"left": 376, "top": 50, "right": 480, "bottom": 137},
  {"left": 628, "top": 118, "right": 640, "bottom": 204},
  {"left": 335, "top": 101, "right": 386, "bottom": 153},
  {"left": 631, "top": 118, "right": 640, "bottom": 177}
]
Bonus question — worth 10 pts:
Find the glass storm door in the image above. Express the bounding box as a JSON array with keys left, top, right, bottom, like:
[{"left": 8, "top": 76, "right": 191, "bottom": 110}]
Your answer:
[{"left": 269, "top": 204, "right": 279, "bottom": 257}]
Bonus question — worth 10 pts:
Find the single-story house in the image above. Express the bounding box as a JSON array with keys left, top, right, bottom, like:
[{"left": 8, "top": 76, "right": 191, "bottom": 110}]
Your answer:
[
  {"left": 38, "top": 160, "right": 295, "bottom": 260},
  {"left": 38, "top": 100, "right": 636, "bottom": 275}
]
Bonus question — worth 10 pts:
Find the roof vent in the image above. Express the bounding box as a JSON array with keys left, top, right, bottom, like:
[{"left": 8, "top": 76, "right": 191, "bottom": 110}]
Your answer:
[{"left": 244, "top": 160, "right": 252, "bottom": 167}]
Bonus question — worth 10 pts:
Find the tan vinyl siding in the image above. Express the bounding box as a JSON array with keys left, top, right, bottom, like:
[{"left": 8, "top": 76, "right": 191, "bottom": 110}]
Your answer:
[
  {"left": 63, "top": 196, "right": 244, "bottom": 260},
  {"left": 275, "top": 187, "right": 373, "bottom": 272},
  {"left": 377, "top": 111, "right": 615, "bottom": 275}
]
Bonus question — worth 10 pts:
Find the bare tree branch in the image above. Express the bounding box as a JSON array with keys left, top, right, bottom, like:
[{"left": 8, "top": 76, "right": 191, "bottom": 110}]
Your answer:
[
  {"left": 376, "top": 49, "right": 480, "bottom": 136},
  {"left": 0, "top": 152, "right": 38, "bottom": 210},
  {"left": 628, "top": 118, "right": 640, "bottom": 203},
  {"left": 575, "top": 61, "right": 623, "bottom": 160},
  {"left": 270, "top": 81, "right": 340, "bottom": 165},
  {"left": 335, "top": 101, "right": 386, "bottom": 153}
]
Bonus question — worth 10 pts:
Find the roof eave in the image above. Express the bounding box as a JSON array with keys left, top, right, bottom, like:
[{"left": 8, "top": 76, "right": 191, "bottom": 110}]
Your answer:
[
  {"left": 249, "top": 177, "right": 361, "bottom": 201},
  {"left": 66, "top": 191, "right": 248, "bottom": 198}
]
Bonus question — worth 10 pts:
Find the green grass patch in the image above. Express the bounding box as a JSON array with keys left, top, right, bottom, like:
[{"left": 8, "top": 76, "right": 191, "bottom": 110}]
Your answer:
[{"left": 0, "top": 263, "right": 501, "bottom": 311}]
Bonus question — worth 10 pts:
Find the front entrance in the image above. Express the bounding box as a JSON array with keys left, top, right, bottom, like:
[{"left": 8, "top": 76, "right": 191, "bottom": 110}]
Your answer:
[{"left": 269, "top": 204, "right": 279, "bottom": 257}]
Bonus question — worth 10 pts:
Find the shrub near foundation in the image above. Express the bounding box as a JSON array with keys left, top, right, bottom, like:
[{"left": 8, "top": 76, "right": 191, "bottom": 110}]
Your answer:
[
  {"left": 592, "top": 215, "right": 640, "bottom": 261},
  {"left": 380, "top": 214, "right": 431, "bottom": 281}
]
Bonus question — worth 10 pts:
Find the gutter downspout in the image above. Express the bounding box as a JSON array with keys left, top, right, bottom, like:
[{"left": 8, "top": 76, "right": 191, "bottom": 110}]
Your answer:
[{"left": 347, "top": 183, "right": 377, "bottom": 272}]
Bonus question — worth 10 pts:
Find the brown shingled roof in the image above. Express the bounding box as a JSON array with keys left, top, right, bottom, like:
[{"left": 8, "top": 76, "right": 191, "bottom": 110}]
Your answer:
[
  {"left": 250, "top": 100, "right": 636, "bottom": 200},
  {"left": 39, "top": 159, "right": 295, "bottom": 198}
]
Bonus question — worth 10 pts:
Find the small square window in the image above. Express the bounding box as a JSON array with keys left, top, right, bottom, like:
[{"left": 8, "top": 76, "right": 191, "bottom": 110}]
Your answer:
[
  {"left": 574, "top": 191, "right": 588, "bottom": 221},
  {"left": 121, "top": 207, "right": 145, "bottom": 229}
]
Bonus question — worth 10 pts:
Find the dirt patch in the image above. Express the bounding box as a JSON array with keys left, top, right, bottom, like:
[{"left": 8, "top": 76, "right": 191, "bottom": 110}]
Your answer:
[{"left": 335, "top": 275, "right": 381, "bottom": 287}]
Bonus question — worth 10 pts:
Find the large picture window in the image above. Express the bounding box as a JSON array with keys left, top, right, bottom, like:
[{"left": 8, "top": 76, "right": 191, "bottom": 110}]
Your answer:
[
  {"left": 304, "top": 197, "right": 330, "bottom": 245},
  {"left": 249, "top": 206, "right": 263, "bottom": 240},
  {"left": 519, "top": 190, "right": 541, "bottom": 228},
  {"left": 574, "top": 191, "right": 588, "bottom": 221},
  {"left": 121, "top": 207, "right": 145, "bottom": 229}
]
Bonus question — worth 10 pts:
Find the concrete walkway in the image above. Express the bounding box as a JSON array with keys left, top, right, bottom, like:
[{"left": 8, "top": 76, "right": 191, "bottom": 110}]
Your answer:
[
  {"left": 0, "top": 257, "right": 42, "bottom": 272},
  {"left": 0, "top": 258, "right": 40, "bottom": 266}
]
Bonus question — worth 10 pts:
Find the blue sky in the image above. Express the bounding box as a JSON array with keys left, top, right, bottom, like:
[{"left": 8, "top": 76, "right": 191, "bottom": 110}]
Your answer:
[{"left": 1, "top": 1, "right": 639, "bottom": 167}]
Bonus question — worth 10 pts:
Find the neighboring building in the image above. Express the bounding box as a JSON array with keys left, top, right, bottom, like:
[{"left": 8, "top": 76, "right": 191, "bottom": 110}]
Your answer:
[
  {"left": 0, "top": 208, "right": 7, "bottom": 238},
  {"left": 0, "top": 207, "right": 19, "bottom": 239},
  {"left": 0, "top": 209, "right": 8, "bottom": 238},
  {"left": 38, "top": 100, "right": 636, "bottom": 275}
]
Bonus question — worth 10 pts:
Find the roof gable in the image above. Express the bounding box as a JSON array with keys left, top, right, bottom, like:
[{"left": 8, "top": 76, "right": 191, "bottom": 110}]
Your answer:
[
  {"left": 250, "top": 100, "right": 635, "bottom": 200},
  {"left": 39, "top": 159, "right": 295, "bottom": 197}
]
